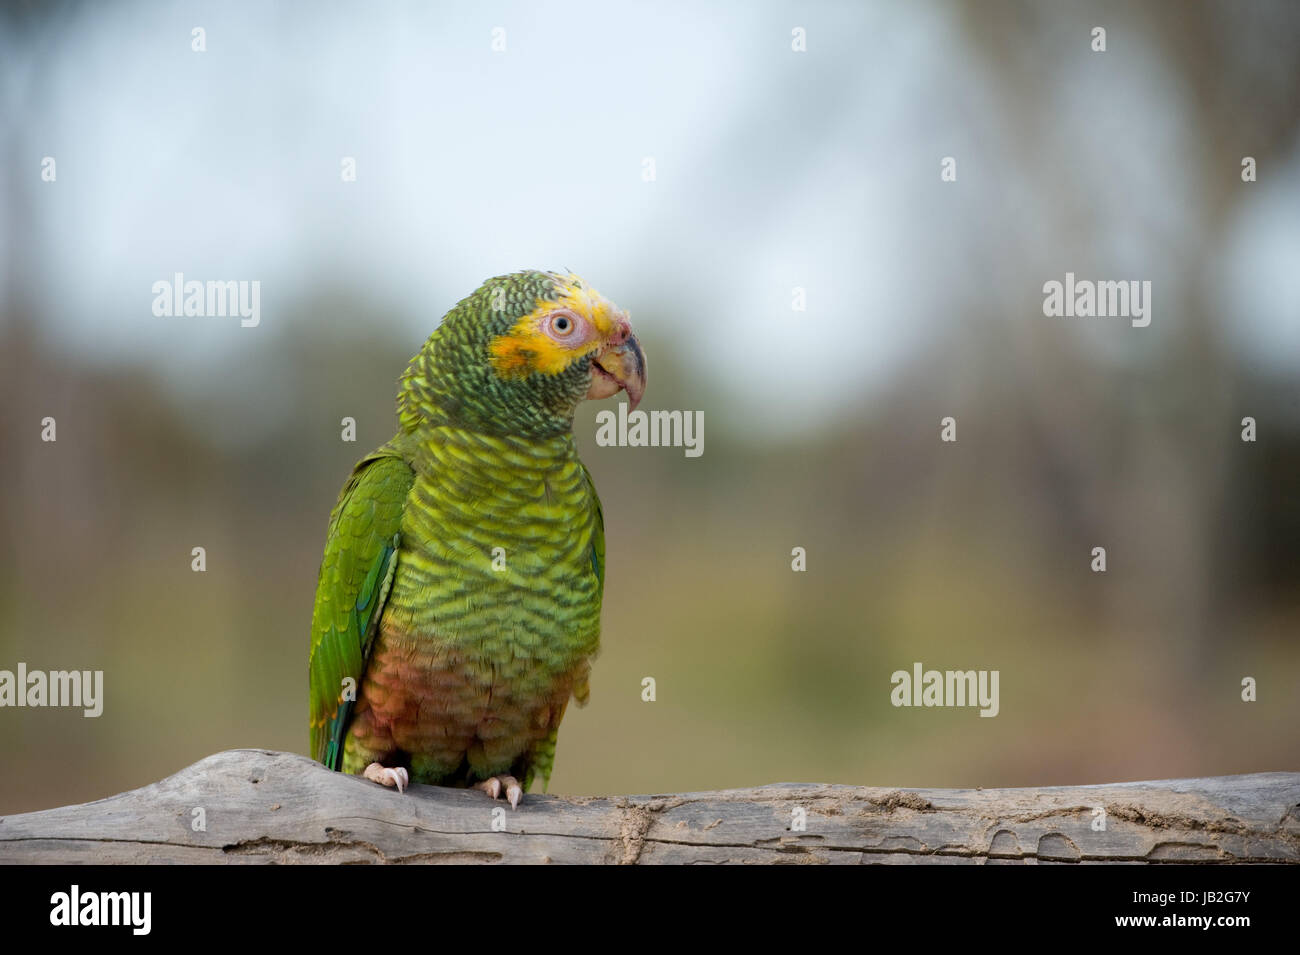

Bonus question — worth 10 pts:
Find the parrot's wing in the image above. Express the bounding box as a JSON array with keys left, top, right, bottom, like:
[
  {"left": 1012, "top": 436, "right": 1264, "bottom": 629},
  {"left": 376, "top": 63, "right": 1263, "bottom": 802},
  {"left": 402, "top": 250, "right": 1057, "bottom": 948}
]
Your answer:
[
  {"left": 581, "top": 462, "right": 605, "bottom": 589},
  {"left": 309, "top": 450, "right": 414, "bottom": 769}
]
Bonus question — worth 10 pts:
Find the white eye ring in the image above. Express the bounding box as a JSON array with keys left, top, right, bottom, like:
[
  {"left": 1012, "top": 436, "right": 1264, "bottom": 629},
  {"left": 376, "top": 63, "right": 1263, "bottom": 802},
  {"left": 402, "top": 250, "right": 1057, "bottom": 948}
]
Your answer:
[{"left": 549, "top": 311, "right": 577, "bottom": 337}]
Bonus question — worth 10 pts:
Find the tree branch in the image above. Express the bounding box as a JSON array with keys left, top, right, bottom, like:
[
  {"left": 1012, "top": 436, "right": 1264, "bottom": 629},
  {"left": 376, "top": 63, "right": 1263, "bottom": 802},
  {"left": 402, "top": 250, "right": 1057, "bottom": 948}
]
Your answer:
[{"left": 2, "top": 750, "right": 1296, "bottom": 864}]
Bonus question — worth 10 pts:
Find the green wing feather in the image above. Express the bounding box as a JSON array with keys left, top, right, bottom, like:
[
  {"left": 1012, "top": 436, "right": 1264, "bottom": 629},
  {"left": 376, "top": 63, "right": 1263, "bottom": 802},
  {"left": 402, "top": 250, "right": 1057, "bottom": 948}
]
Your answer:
[
  {"left": 582, "top": 462, "right": 605, "bottom": 589},
  {"left": 308, "top": 450, "right": 414, "bottom": 769}
]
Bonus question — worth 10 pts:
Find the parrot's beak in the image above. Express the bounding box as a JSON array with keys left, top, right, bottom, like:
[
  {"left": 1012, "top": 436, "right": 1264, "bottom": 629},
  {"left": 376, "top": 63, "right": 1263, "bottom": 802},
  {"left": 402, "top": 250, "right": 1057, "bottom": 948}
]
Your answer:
[{"left": 588, "top": 332, "right": 647, "bottom": 411}]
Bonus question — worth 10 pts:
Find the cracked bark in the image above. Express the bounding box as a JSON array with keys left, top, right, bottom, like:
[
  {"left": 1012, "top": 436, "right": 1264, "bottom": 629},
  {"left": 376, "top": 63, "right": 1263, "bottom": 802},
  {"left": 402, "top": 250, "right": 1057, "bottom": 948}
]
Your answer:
[{"left": 1, "top": 750, "right": 1296, "bottom": 864}]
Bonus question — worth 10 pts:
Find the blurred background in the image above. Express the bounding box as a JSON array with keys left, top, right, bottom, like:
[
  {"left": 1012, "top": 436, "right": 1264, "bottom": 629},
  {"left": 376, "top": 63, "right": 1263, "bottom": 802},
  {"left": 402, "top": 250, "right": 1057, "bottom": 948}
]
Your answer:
[{"left": 2, "top": 0, "right": 1298, "bottom": 814}]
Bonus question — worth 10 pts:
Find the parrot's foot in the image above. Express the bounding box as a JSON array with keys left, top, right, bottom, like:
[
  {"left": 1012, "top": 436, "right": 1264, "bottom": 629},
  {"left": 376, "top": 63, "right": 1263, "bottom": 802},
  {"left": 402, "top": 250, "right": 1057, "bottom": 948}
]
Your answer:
[
  {"left": 475, "top": 775, "right": 523, "bottom": 809},
  {"left": 363, "top": 763, "right": 409, "bottom": 794}
]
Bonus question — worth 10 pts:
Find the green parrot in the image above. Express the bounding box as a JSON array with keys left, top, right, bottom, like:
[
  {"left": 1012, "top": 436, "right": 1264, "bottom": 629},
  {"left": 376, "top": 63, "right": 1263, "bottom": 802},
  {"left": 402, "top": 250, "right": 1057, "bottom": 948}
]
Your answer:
[{"left": 308, "top": 270, "right": 646, "bottom": 807}]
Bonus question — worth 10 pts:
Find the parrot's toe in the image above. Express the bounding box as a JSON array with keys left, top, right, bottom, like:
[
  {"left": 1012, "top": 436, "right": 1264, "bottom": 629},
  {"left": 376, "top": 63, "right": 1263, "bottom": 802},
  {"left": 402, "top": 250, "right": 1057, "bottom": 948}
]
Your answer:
[
  {"left": 363, "top": 763, "right": 409, "bottom": 793},
  {"left": 475, "top": 775, "right": 523, "bottom": 809}
]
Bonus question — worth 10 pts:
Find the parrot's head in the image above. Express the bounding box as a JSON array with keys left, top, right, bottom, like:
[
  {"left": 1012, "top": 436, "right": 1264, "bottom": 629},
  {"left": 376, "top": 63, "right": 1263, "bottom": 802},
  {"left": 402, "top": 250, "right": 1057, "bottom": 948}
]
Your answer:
[{"left": 399, "top": 270, "right": 647, "bottom": 438}]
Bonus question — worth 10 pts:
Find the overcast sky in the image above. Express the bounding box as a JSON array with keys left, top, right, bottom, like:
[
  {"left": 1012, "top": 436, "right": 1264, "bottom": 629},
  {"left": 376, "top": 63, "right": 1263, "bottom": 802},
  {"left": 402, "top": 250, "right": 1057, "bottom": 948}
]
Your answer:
[{"left": 4, "top": 0, "right": 1297, "bottom": 436}]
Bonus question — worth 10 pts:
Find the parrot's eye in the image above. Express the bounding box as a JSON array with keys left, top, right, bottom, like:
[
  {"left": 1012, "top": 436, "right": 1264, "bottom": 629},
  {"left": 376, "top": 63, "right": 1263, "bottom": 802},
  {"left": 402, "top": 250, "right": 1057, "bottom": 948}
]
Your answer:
[{"left": 544, "top": 310, "right": 583, "bottom": 342}]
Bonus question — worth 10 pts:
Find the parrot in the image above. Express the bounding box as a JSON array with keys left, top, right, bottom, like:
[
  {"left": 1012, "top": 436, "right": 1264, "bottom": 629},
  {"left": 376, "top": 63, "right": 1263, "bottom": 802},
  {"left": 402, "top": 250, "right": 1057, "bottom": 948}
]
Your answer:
[{"left": 308, "top": 270, "right": 646, "bottom": 807}]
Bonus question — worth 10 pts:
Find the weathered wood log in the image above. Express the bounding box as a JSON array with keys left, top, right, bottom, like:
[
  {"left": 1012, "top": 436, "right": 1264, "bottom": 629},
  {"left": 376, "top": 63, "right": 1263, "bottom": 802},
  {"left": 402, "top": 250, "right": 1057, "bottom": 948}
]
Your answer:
[{"left": 1, "top": 750, "right": 1296, "bottom": 864}]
